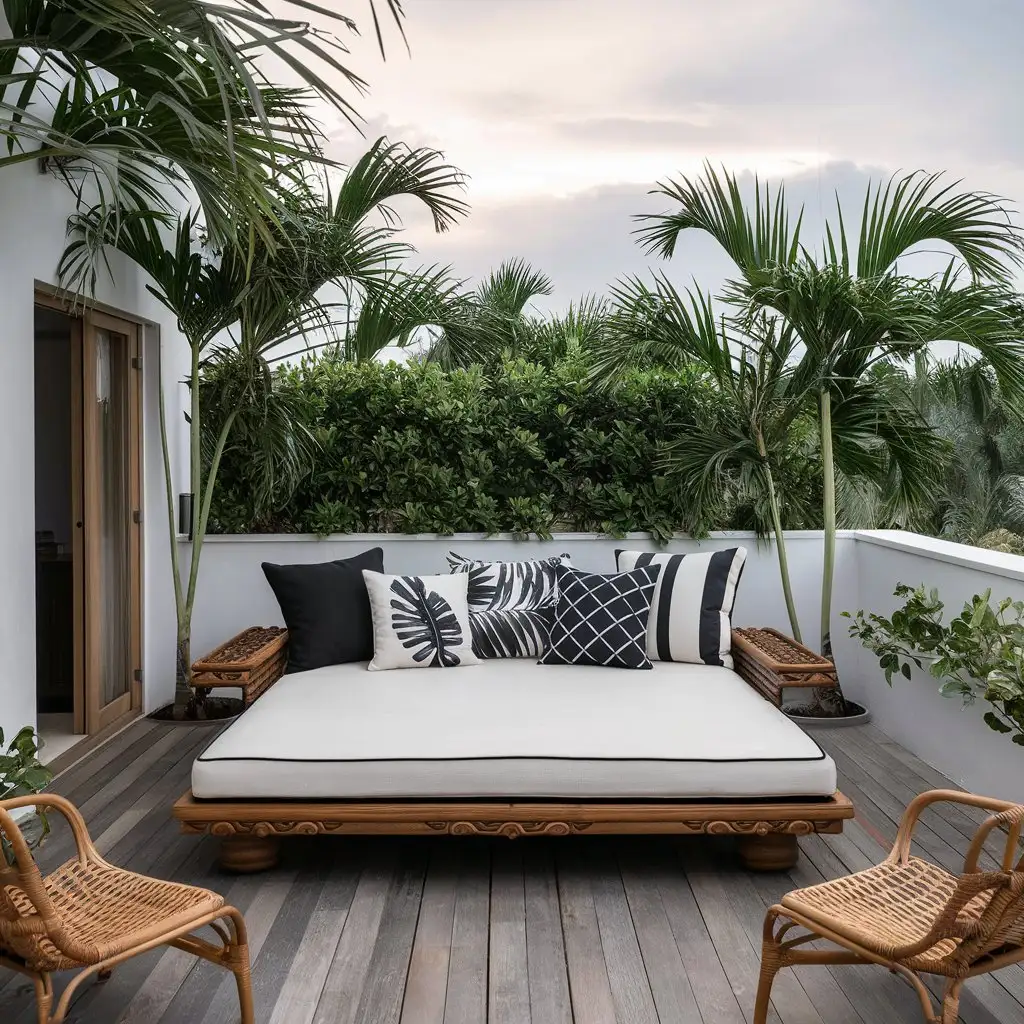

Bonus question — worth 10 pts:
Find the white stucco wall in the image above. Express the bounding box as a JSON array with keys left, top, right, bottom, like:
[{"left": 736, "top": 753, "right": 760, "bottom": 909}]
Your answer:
[
  {"left": 187, "top": 530, "right": 854, "bottom": 662},
  {"left": 0, "top": 156, "right": 191, "bottom": 741}
]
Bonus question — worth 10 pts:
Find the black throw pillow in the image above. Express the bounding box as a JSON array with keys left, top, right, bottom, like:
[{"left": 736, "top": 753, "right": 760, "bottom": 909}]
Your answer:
[
  {"left": 540, "top": 563, "right": 662, "bottom": 669},
  {"left": 262, "top": 548, "right": 384, "bottom": 672}
]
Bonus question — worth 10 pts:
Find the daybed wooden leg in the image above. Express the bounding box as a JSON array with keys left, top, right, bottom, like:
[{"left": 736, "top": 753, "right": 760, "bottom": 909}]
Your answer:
[
  {"left": 738, "top": 834, "right": 799, "bottom": 871},
  {"left": 219, "top": 835, "right": 280, "bottom": 873}
]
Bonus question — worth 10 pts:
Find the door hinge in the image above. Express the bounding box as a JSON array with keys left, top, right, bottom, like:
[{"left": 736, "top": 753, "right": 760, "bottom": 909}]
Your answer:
[
  {"left": 132, "top": 509, "right": 142, "bottom": 524},
  {"left": 131, "top": 356, "right": 143, "bottom": 370},
  {"left": 133, "top": 668, "right": 144, "bottom": 684}
]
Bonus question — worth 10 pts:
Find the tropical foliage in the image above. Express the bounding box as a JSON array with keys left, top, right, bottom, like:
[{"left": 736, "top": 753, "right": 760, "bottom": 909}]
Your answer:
[
  {"left": 0, "top": 726, "right": 52, "bottom": 865},
  {"left": 60, "top": 138, "right": 467, "bottom": 710},
  {"left": 1, "top": 0, "right": 465, "bottom": 713},
  {"left": 1, "top": 0, "right": 405, "bottom": 261},
  {"left": 846, "top": 584, "right": 1024, "bottom": 746},
  {"left": 204, "top": 356, "right": 791, "bottom": 538},
  {"left": 592, "top": 165, "right": 1024, "bottom": 666}
]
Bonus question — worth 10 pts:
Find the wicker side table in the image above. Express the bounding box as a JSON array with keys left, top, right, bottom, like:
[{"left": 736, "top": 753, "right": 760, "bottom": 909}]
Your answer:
[
  {"left": 191, "top": 627, "right": 289, "bottom": 707},
  {"left": 732, "top": 627, "right": 838, "bottom": 707}
]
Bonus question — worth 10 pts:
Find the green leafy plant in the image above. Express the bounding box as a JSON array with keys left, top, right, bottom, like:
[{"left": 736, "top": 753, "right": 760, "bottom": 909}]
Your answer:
[
  {"left": 0, "top": 726, "right": 54, "bottom": 865},
  {"left": 205, "top": 356, "right": 770, "bottom": 540},
  {"left": 845, "top": 584, "right": 1024, "bottom": 745}
]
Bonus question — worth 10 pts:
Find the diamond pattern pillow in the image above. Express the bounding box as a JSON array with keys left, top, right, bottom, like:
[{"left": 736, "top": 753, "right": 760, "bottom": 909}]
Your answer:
[
  {"left": 447, "top": 551, "right": 571, "bottom": 658},
  {"left": 539, "top": 563, "right": 662, "bottom": 670}
]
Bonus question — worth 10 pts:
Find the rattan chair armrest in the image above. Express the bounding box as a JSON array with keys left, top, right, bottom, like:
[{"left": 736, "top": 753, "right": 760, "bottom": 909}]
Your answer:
[
  {"left": 1, "top": 793, "right": 96, "bottom": 865},
  {"left": 890, "top": 789, "right": 1023, "bottom": 865}
]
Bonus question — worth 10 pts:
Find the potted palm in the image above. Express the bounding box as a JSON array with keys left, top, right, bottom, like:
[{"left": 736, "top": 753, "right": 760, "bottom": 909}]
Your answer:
[
  {"left": 61, "top": 144, "right": 469, "bottom": 719},
  {"left": 597, "top": 165, "right": 1024, "bottom": 720}
]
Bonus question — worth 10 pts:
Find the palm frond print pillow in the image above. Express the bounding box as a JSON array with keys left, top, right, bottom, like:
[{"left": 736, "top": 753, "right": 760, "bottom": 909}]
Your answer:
[
  {"left": 447, "top": 552, "right": 571, "bottom": 658},
  {"left": 363, "top": 571, "right": 479, "bottom": 671}
]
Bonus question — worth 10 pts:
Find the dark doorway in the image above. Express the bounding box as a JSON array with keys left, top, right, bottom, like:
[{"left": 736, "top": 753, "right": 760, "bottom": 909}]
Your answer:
[{"left": 34, "top": 305, "right": 81, "bottom": 761}]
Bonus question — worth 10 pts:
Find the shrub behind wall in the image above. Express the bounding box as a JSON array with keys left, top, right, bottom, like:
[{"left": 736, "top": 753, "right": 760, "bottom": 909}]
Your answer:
[{"left": 207, "top": 357, "right": 737, "bottom": 539}]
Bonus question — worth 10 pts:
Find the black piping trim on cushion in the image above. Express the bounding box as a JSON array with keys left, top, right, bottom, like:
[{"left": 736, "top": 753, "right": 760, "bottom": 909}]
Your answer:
[{"left": 197, "top": 744, "right": 828, "bottom": 765}]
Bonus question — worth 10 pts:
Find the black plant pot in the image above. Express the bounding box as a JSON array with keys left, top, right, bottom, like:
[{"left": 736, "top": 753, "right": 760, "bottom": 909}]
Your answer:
[
  {"left": 783, "top": 700, "right": 872, "bottom": 728},
  {"left": 149, "top": 696, "right": 244, "bottom": 725}
]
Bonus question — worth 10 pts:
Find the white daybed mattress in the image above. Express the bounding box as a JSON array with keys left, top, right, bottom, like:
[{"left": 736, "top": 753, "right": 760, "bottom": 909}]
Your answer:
[{"left": 192, "top": 659, "right": 837, "bottom": 800}]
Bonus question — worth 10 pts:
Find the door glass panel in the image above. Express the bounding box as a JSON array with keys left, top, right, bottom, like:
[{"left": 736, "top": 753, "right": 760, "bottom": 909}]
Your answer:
[{"left": 93, "top": 328, "right": 132, "bottom": 706}]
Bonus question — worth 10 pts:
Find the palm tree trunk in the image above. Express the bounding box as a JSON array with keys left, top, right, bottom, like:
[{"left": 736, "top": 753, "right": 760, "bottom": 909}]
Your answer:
[
  {"left": 765, "top": 466, "right": 802, "bottom": 642},
  {"left": 819, "top": 388, "right": 836, "bottom": 656},
  {"left": 158, "top": 349, "right": 191, "bottom": 711},
  {"left": 812, "top": 388, "right": 848, "bottom": 715},
  {"left": 175, "top": 632, "right": 191, "bottom": 707}
]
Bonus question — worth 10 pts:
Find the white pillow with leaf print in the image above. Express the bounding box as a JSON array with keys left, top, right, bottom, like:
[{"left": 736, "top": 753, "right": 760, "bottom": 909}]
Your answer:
[
  {"left": 362, "top": 570, "right": 480, "bottom": 671},
  {"left": 447, "top": 551, "right": 571, "bottom": 659}
]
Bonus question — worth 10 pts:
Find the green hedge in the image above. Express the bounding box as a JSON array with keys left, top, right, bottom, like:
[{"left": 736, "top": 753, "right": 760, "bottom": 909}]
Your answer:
[{"left": 207, "top": 357, "right": 751, "bottom": 539}]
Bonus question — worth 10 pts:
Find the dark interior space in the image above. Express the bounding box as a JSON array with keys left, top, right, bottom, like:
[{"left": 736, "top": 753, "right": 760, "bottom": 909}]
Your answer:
[{"left": 34, "top": 305, "right": 76, "bottom": 716}]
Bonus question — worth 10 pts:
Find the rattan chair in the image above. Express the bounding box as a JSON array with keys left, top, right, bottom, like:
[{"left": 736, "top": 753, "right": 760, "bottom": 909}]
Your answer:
[
  {"left": 0, "top": 793, "right": 254, "bottom": 1024},
  {"left": 755, "top": 789, "right": 1024, "bottom": 1024}
]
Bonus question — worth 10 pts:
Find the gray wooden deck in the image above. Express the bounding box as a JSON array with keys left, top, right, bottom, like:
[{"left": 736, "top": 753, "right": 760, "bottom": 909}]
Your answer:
[{"left": 2, "top": 719, "right": 1023, "bottom": 1023}]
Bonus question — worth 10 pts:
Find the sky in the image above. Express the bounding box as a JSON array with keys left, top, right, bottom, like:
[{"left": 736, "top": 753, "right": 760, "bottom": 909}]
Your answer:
[{"left": 279, "top": 0, "right": 1024, "bottom": 312}]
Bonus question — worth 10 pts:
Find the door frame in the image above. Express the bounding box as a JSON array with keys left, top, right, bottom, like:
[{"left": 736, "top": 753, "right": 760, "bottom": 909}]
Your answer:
[
  {"left": 35, "top": 290, "right": 146, "bottom": 744},
  {"left": 82, "top": 308, "right": 144, "bottom": 732}
]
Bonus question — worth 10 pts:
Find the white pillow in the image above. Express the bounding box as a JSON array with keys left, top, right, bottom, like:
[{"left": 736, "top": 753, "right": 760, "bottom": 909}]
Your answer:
[
  {"left": 363, "top": 571, "right": 480, "bottom": 671},
  {"left": 614, "top": 548, "right": 747, "bottom": 668}
]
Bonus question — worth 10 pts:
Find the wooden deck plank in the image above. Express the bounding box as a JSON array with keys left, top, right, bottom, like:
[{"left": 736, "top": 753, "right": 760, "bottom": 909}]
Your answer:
[
  {"left": 522, "top": 844, "right": 573, "bottom": 1024},
  {"left": 557, "top": 846, "right": 618, "bottom": 1024},
  {"left": 617, "top": 842, "right": 703, "bottom": 1023},
  {"left": 401, "top": 849, "right": 458, "bottom": 1024},
  {"left": 587, "top": 845, "right": 660, "bottom": 1024},
  {"left": 2, "top": 718, "right": 1023, "bottom": 1024},
  {"left": 355, "top": 843, "right": 430, "bottom": 1024},
  {"left": 265, "top": 840, "right": 363, "bottom": 1024},
  {"left": 442, "top": 846, "right": 491, "bottom": 1024},
  {"left": 488, "top": 844, "right": 530, "bottom": 1024},
  {"left": 311, "top": 847, "right": 398, "bottom": 1024},
  {"left": 653, "top": 841, "right": 748, "bottom": 1024}
]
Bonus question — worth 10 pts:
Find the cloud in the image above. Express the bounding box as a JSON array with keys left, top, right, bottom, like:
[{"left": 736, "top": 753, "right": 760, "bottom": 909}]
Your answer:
[{"left": 270, "top": 0, "right": 1024, "bottom": 305}]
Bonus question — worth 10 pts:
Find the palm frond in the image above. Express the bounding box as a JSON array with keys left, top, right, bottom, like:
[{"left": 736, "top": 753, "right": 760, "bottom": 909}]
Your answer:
[
  {"left": 635, "top": 162, "right": 802, "bottom": 272},
  {"left": 854, "top": 171, "right": 1023, "bottom": 283}
]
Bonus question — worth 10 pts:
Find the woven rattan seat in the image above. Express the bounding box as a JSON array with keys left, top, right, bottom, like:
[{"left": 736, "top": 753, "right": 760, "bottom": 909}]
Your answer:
[
  {"left": 4, "top": 858, "right": 226, "bottom": 972},
  {"left": 755, "top": 789, "right": 1024, "bottom": 1024},
  {"left": 1, "top": 794, "right": 253, "bottom": 1024}
]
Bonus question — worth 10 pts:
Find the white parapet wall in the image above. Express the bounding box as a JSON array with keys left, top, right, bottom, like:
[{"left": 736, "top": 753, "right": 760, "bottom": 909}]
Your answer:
[
  {"left": 188, "top": 530, "right": 856, "bottom": 662},
  {"left": 185, "top": 528, "right": 1024, "bottom": 802},
  {"left": 834, "top": 531, "right": 1024, "bottom": 804}
]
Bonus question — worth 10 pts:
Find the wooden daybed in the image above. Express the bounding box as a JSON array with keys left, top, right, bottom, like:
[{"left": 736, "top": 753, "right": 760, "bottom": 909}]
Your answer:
[{"left": 174, "top": 629, "right": 854, "bottom": 872}]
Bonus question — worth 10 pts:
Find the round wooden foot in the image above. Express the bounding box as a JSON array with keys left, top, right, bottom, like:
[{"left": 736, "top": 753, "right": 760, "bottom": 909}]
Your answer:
[
  {"left": 738, "top": 834, "right": 799, "bottom": 871},
  {"left": 220, "top": 835, "right": 280, "bottom": 873}
]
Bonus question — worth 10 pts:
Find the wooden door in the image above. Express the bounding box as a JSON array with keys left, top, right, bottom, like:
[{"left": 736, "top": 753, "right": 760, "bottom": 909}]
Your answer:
[{"left": 82, "top": 310, "right": 143, "bottom": 732}]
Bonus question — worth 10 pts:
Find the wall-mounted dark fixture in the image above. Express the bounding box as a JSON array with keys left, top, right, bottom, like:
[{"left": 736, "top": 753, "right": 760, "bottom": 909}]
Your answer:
[{"left": 178, "top": 493, "right": 195, "bottom": 539}]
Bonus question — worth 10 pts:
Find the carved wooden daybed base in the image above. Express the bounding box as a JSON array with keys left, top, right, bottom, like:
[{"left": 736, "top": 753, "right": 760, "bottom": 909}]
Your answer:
[
  {"left": 176, "top": 626, "right": 854, "bottom": 873},
  {"left": 172, "top": 792, "right": 855, "bottom": 872}
]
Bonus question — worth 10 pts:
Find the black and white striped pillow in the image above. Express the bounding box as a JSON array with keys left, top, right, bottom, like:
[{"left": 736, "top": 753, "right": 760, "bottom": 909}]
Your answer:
[{"left": 614, "top": 548, "right": 746, "bottom": 668}]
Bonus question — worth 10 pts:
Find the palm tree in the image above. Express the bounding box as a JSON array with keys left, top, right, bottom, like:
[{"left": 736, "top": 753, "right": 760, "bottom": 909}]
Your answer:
[
  {"left": 594, "top": 275, "right": 811, "bottom": 639},
  {"left": 60, "top": 140, "right": 469, "bottom": 714},
  {"left": 1, "top": 1, "right": 406, "bottom": 260},
  {"left": 900, "top": 354, "right": 1024, "bottom": 545},
  {"left": 636, "top": 166, "right": 1024, "bottom": 663},
  {"left": 428, "top": 258, "right": 553, "bottom": 367}
]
